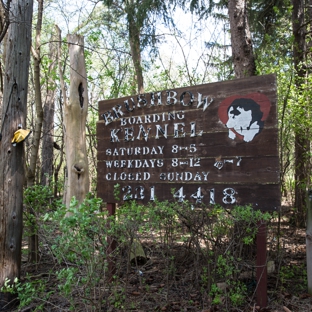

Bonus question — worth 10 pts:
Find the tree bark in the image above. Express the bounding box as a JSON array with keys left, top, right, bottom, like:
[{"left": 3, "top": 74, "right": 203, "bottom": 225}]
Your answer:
[
  {"left": 0, "top": 0, "right": 33, "bottom": 308},
  {"left": 63, "top": 34, "right": 90, "bottom": 212},
  {"left": 27, "top": 0, "right": 44, "bottom": 263},
  {"left": 306, "top": 190, "right": 312, "bottom": 294},
  {"left": 55, "top": 26, "right": 67, "bottom": 200},
  {"left": 28, "top": 0, "right": 43, "bottom": 187},
  {"left": 0, "top": 1, "right": 11, "bottom": 135},
  {"left": 228, "top": 0, "right": 256, "bottom": 78},
  {"left": 128, "top": 4, "right": 144, "bottom": 94},
  {"left": 0, "top": 1, "right": 10, "bottom": 44},
  {"left": 292, "top": 0, "right": 309, "bottom": 227},
  {"left": 41, "top": 35, "right": 57, "bottom": 186}
]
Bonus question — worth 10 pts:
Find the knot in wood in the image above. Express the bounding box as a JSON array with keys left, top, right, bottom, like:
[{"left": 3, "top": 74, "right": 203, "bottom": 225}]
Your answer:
[{"left": 73, "top": 164, "right": 84, "bottom": 174}]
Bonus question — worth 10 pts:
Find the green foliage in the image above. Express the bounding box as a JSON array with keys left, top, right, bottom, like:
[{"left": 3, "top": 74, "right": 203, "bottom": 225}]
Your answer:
[
  {"left": 102, "top": 0, "right": 173, "bottom": 53},
  {"left": 22, "top": 192, "right": 111, "bottom": 310},
  {"left": 24, "top": 184, "right": 54, "bottom": 211},
  {"left": 44, "top": 195, "right": 110, "bottom": 310},
  {"left": 1, "top": 276, "right": 51, "bottom": 310},
  {"left": 52, "top": 195, "right": 108, "bottom": 263},
  {"left": 57, "top": 267, "right": 78, "bottom": 303},
  {"left": 113, "top": 200, "right": 274, "bottom": 308},
  {"left": 20, "top": 184, "right": 277, "bottom": 309},
  {"left": 209, "top": 283, "right": 222, "bottom": 305},
  {"left": 213, "top": 253, "right": 248, "bottom": 306},
  {"left": 113, "top": 183, "right": 120, "bottom": 201},
  {"left": 0, "top": 278, "right": 19, "bottom": 295},
  {"left": 255, "top": 1, "right": 312, "bottom": 208},
  {"left": 229, "top": 281, "right": 247, "bottom": 306},
  {"left": 24, "top": 184, "right": 58, "bottom": 236},
  {"left": 250, "top": 0, "right": 292, "bottom": 49},
  {"left": 279, "top": 264, "right": 307, "bottom": 293}
]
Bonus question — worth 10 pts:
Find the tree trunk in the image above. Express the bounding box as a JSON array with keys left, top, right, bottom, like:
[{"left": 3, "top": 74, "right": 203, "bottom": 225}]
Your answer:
[
  {"left": 228, "top": 0, "right": 256, "bottom": 78},
  {"left": 28, "top": 0, "right": 43, "bottom": 187},
  {"left": 306, "top": 190, "right": 312, "bottom": 294},
  {"left": 128, "top": 8, "right": 144, "bottom": 94},
  {"left": 0, "top": 0, "right": 33, "bottom": 308},
  {"left": 292, "top": 0, "right": 309, "bottom": 227},
  {"left": 27, "top": 0, "right": 43, "bottom": 263},
  {"left": 0, "top": 1, "right": 11, "bottom": 133},
  {"left": 55, "top": 26, "right": 66, "bottom": 200},
  {"left": 41, "top": 35, "right": 57, "bottom": 186},
  {"left": 63, "top": 34, "right": 89, "bottom": 212}
]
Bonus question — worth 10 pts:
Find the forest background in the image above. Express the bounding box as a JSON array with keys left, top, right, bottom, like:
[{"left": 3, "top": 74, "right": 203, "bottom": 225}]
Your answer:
[{"left": 0, "top": 0, "right": 311, "bottom": 311}]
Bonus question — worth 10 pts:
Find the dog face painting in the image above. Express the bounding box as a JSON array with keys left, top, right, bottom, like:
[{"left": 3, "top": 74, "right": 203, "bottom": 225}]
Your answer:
[
  {"left": 226, "top": 98, "right": 264, "bottom": 142},
  {"left": 218, "top": 93, "right": 271, "bottom": 143}
]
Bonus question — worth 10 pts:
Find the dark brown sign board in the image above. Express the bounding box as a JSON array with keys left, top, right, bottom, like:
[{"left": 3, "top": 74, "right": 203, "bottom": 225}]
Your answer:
[{"left": 97, "top": 74, "right": 280, "bottom": 211}]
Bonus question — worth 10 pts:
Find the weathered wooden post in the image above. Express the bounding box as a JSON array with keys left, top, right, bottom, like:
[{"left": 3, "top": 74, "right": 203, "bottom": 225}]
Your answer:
[
  {"left": 306, "top": 189, "right": 312, "bottom": 294},
  {"left": 107, "top": 203, "right": 116, "bottom": 279},
  {"left": 256, "top": 220, "right": 267, "bottom": 307}
]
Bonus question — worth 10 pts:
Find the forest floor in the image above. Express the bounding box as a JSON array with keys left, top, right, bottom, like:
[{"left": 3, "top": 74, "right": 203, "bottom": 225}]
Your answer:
[{"left": 9, "top": 205, "right": 311, "bottom": 311}]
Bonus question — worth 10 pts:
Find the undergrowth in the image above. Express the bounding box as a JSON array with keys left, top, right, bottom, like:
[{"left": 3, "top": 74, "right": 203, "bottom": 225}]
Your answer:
[{"left": 0, "top": 184, "right": 281, "bottom": 311}]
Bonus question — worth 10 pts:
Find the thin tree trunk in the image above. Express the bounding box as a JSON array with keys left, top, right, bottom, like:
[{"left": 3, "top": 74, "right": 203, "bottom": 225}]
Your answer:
[
  {"left": 41, "top": 35, "right": 57, "bottom": 186},
  {"left": 0, "top": 0, "right": 33, "bottom": 308},
  {"left": 0, "top": 1, "right": 11, "bottom": 135},
  {"left": 306, "top": 190, "right": 312, "bottom": 294},
  {"left": 28, "top": 0, "right": 43, "bottom": 186},
  {"left": 27, "top": 0, "right": 44, "bottom": 263},
  {"left": 292, "top": 0, "right": 309, "bottom": 227},
  {"left": 63, "top": 34, "right": 89, "bottom": 212},
  {"left": 55, "top": 26, "right": 68, "bottom": 201},
  {"left": 53, "top": 94, "right": 65, "bottom": 198},
  {"left": 0, "top": 1, "right": 10, "bottom": 44},
  {"left": 128, "top": 9, "right": 144, "bottom": 94},
  {"left": 228, "top": 0, "right": 256, "bottom": 78}
]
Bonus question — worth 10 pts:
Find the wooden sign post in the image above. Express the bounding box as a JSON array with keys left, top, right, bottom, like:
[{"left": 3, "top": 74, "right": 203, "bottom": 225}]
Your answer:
[
  {"left": 97, "top": 74, "right": 280, "bottom": 306},
  {"left": 256, "top": 220, "right": 268, "bottom": 306}
]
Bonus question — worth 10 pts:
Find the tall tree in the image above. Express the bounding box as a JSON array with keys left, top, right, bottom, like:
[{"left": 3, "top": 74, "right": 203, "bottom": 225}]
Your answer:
[
  {"left": 228, "top": 0, "right": 256, "bottom": 78},
  {"left": 41, "top": 34, "right": 57, "bottom": 187},
  {"left": 0, "top": 0, "right": 33, "bottom": 308},
  {"left": 292, "top": 0, "right": 309, "bottom": 227},
  {"left": 248, "top": 0, "right": 291, "bottom": 48},
  {"left": 27, "top": 0, "right": 44, "bottom": 263},
  {"left": 101, "top": 0, "right": 172, "bottom": 94},
  {"left": 127, "top": 2, "right": 144, "bottom": 94},
  {"left": 28, "top": 0, "right": 44, "bottom": 188}
]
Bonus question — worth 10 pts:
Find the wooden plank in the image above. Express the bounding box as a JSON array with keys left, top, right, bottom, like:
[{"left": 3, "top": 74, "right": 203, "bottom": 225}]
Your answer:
[
  {"left": 97, "top": 97, "right": 277, "bottom": 131},
  {"left": 97, "top": 155, "right": 279, "bottom": 184},
  {"left": 98, "top": 74, "right": 277, "bottom": 116},
  {"left": 97, "top": 129, "right": 279, "bottom": 157},
  {"left": 97, "top": 183, "right": 280, "bottom": 210},
  {"left": 256, "top": 221, "right": 268, "bottom": 306}
]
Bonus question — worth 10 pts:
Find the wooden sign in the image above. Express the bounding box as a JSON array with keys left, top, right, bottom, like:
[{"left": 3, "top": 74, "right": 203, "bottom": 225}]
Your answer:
[{"left": 97, "top": 74, "right": 280, "bottom": 210}]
